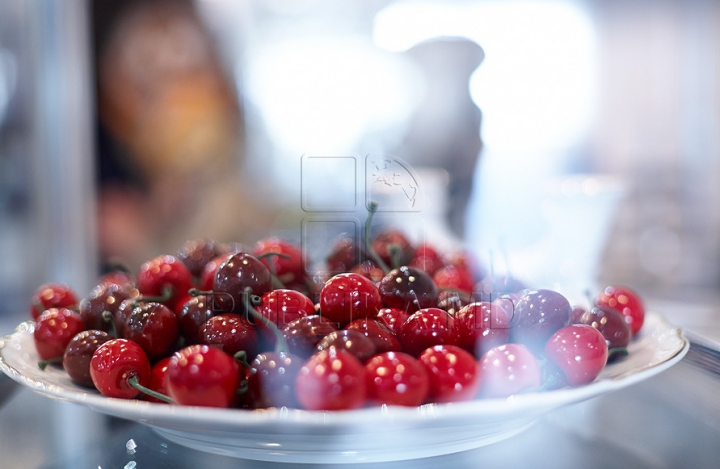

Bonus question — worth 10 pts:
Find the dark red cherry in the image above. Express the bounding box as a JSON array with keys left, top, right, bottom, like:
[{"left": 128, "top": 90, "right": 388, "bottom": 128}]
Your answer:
[
  {"left": 509, "top": 289, "right": 572, "bottom": 353},
  {"left": 595, "top": 285, "right": 645, "bottom": 335},
  {"left": 319, "top": 273, "right": 382, "bottom": 327},
  {"left": 545, "top": 325, "right": 608, "bottom": 386},
  {"left": 200, "top": 313, "right": 259, "bottom": 358},
  {"left": 90, "top": 338, "right": 151, "bottom": 399},
  {"left": 398, "top": 307, "right": 458, "bottom": 357},
  {"left": 79, "top": 283, "right": 135, "bottom": 333},
  {"left": 418, "top": 345, "right": 480, "bottom": 403},
  {"left": 282, "top": 315, "right": 339, "bottom": 358},
  {"left": 316, "top": 330, "right": 377, "bottom": 363},
  {"left": 345, "top": 318, "right": 401, "bottom": 354},
  {"left": 295, "top": 348, "right": 366, "bottom": 411},
  {"left": 31, "top": 283, "right": 79, "bottom": 321},
  {"left": 124, "top": 302, "right": 180, "bottom": 361},
  {"left": 432, "top": 265, "right": 475, "bottom": 295},
  {"left": 248, "top": 351, "right": 304, "bottom": 408},
  {"left": 479, "top": 343, "right": 541, "bottom": 398},
  {"left": 113, "top": 298, "right": 136, "bottom": 338},
  {"left": 375, "top": 307, "right": 410, "bottom": 336},
  {"left": 455, "top": 302, "right": 510, "bottom": 358},
  {"left": 408, "top": 243, "right": 444, "bottom": 276},
  {"left": 253, "top": 238, "right": 306, "bottom": 286},
  {"left": 378, "top": 266, "right": 438, "bottom": 314},
  {"left": 34, "top": 308, "right": 86, "bottom": 361},
  {"left": 364, "top": 351, "right": 429, "bottom": 406},
  {"left": 213, "top": 253, "right": 272, "bottom": 313},
  {"left": 577, "top": 306, "right": 631, "bottom": 359},
  {"left": 177, "top": 238, "right": 226, "bottom": 278},
  {"left": 144, "top": 357, "right": 172, "bottom": 403},
  {"left": 63, "top": 330, "right": 113, "bottom": 388},
  {"left": 176, "top": 296, "right": 217, "bottom": 345},
  {"left": 137, "top": 255, "right": 193, "bottom": 310},
  {"left": 255, "top": 289, "right": 314, "bottom": 347},
  {"left": 372, "top": 229, "right": 414, "bottom": 268},
  {"left": 166, "top": 345, "right": 239, "bottom": 407}
]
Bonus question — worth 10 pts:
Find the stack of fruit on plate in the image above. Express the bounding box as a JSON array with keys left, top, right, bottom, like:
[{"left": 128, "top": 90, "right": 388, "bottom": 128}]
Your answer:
[{"left": 29, "top": 217, "right": 645, "bottom": 411}]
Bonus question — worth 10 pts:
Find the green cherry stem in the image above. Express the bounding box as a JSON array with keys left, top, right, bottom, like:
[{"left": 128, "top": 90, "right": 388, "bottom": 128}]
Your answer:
[
  {"left": 255, "top": 252, "right": 291, "bottom": 262},
  {"left": 233, "top": 351, "right": 252, "bottom": 369},
  {"left": 102, "top": 310, "right": 119, "bottom": 338},
  {"left": 365, "top": 201, "right": 391, "bottom": 274},
  {"left": 128, "top": 375, "right": 174, "bottom": 403},
  {"left": 132, "top": 286, "right": 173, "bottom": 308},
  {"left": 38, "top": 357, "right": 63, "bottom": 371},
  {"left": 608, "top": 347, "right": 629, "bottom": 358}
]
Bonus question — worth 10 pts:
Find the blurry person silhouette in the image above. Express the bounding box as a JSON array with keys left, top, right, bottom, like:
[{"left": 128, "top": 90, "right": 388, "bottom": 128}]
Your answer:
[
  {"left": 391, "top": 37, "right": 484, "bottom": 238},
  {"left": 93, "top": 0, "right": 275, "bottom": 269}
]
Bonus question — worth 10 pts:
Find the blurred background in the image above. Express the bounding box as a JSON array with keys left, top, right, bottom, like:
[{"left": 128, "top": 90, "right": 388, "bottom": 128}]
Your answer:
[{"left": 2, "top": 0, "right": 720, "bottom": 316}]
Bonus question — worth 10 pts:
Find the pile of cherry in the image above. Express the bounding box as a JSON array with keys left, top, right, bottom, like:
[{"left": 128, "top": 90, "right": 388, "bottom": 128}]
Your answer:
[{"left": 30, "top": 231, "right": 645, "bottom": 411}]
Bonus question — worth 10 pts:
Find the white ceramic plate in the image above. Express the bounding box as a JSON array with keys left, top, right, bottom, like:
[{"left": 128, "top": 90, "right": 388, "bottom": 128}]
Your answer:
[{"left": 0, "top": 312, "right": 688, "bottom": 464}]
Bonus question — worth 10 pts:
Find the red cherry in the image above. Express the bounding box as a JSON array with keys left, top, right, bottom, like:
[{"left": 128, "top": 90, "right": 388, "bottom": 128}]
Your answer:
[
  {"left": 326, "top": 237, "right": 357, "bottom": 273},
  {"left": 295, "top": 348, "right": 366, "bottom": 411},
  {"left": 145, "top": 357, "right": 172, "bottom": 403},
  {"left": 378, "top": 266, "right": 438, "bottom": 314},
  {"left": 349, "top": 261, "right": 385, "bottom": 283},
  {"left": 408, "top": 243, "right": 444, "bottom": 276},
  {"left": 509, "top": 289, "right": 572, "bottom": 354},
  {"left": 432, "top": 265, "right": 475, "bottom": 295},
  {"left": 375, "top": 307, "right": 410, "bottom": 336},
  {"left": 478, "top": 343, "right": 541, "bottom": 398},
  {"left": 90, "top": 338, "right": 151, "bottom": 399},
  {"left": 595, "top": 285, "right": 645, "bottom": 335},
  {"left": 213, "top": 252, "right": 272, "bottom": 313},
  {"left": 177, "top": 238, "right": 225, "bottom": 278},
  {"left": 454, "top": 302, "right": 510, "bottom": 358},
  {"left": 319, "top": 273, "right": 382, "bottom": 327},
  {"left": 124, "top": 303, "right": 180, "bottom": 361},
  {"left": 282, "top": 315, "right": 339, "bottom": 358},
  {"left": 371, "top": 229, "right": 414, "bottom": 268},
  {"left": 96, "top": 270, "right": 136, "bottom": 290},
  {"left": 418, "top": 345, "right": 480, "bottom": 403},
  {"left": 79, "top": 283, "right": 135, "bottom": 333},
  {"left": 248, "top": 351, "right": 304, "bottom": 409},
  {"left": 166, "top": 345, "right": 240, "bottom": 407},
  {"left": 576, "top": 306, "right": 631, "bottom": 358},
  {"left": 200, "top": 313, "right": 260, "bottom": 358},
  {"left": 137, "top": 255, "right": 193, "bottom": 310},
  {"left": 34, "top": 308, "right": 86, "bottom": 360},
  {"left": 316, "top": 330, "right": 377, "bottom": 363},
  {"left": 544, "top": 325, "right": 608, "bottom": 386},
  {"left": 364, "top": 351, "right": 429, "bottom": 407},
  {"left": 255, "top": 289, "right": 314, "bottom": 347},
  {"left": 398, "top": 308, "right": 458, "bottom": 357},
  {"left": 199, "top": 253, "right": 232, "bottom": 291},
  {"left": 63, "top": 330, "right": 113, "bottom": 388},
  {"left": 30, "top": 283, "right": 79, "bottom": 321},
  {"left": 253, "top": 238, "right": 306, "bottom": 286},
  {"left": 113, "top": 298, "right": 136, "bottom": 338},
  {"left": 345, "top": 318, "right": 402, "bottom": 354}
]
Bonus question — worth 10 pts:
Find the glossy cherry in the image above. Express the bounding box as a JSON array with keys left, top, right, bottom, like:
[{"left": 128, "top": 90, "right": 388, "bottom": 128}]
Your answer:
[
  {"left": 200, "top": 313, "right": 259, "bottom": 358},
  {"left": 199, "top": 253, "right": 232, "bottom": 291},
  {"left": 137, "top": 255, "right": 193, "bottom": 310},
  {"left": 253, "top": 237, "right": 306, "bottom": 286},
  {"left": 213, "top": 252, "right": 272, "bottom": 313},
  {"left": 166, "top": 344, "right": 240, "bottom": 407},
  {"left": 576, "top": 305, "right": 631, "bottom": 359},
  {"left": 144, "top": 357, "right": 172, "bottom": 403},
  {"left": 378, "top": 266, "right": 438, "bottom": 314},
  {"left": 176, "top": 295, "right": 217, "bottom": 345},
  {"left": 124, "top": 302, "right": 180, "bottom": 361},
  {"left": 345, "top": 318, "right": 401, "bottom": 354},
  {"left": 295, "top": 348, "right": 366, "bottom": 411},
  {"left": 316, "top": 329, "right": 377, "bottom": 363},
  {"left": 248, "top": 351, "right": 304, "bottom": 409},
  {"left": 96, "top": 270, "right": 136, "bottom": 290},
  {"left": 432, "top": 265, "right": 475, "bottom": 295},
  {"left": 418, "top": 345, "right": 480, "bottom": 403},
  {"left": 545, "top": 325, "right": 608, "bottom": 386},
  {"left": 319, "top": 273, "right": 382, "bottom": 327},
  {"left": 177, "top": 238, "right": 225, "bottom": 278},
  {"left": 364, "top": 351, "right": 429, "bottom": 407},
  {"left": 375, "top": 307, "right": 411, "bottom": 336},
  {"left": 79, "top": 283, "right": 135, "bottom": 333},
  {"left": 455, "top": 302, "right": 510, "bottom": 358},
  {"left": 478, "top": 343, "right": 541, "bottom": 398},
  {"left": 90, "top": 338, "right": 151, "bottom": 399},
  {"left": 437, "top": 291, "right": 471, "bottom": 316},
  {"left": 113, "top": 298, "right": 136, "bottom": 338},
  {"left": 30, "top": 283, "right": 79, "bottom": 321},
  {"left": 63, "top": 330, "right": 113, "bottom": 387},
  {"left": 509, "top": 289, "right": 572, "bottom": 353},
  {"left": 595, "top": 285, "right": 645, "bottom": 335},
  {"left": 282, "top": 315, "right": 339, "bottom": 358},
  {"left": 398, "top": 307, "right": 458, "bottom": 357},
  {"left": 34, "top": 308, "right": 86, "bottom": 361},
  {"left": 255, "top": 289, "right": 315, "bottom": 347}
]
